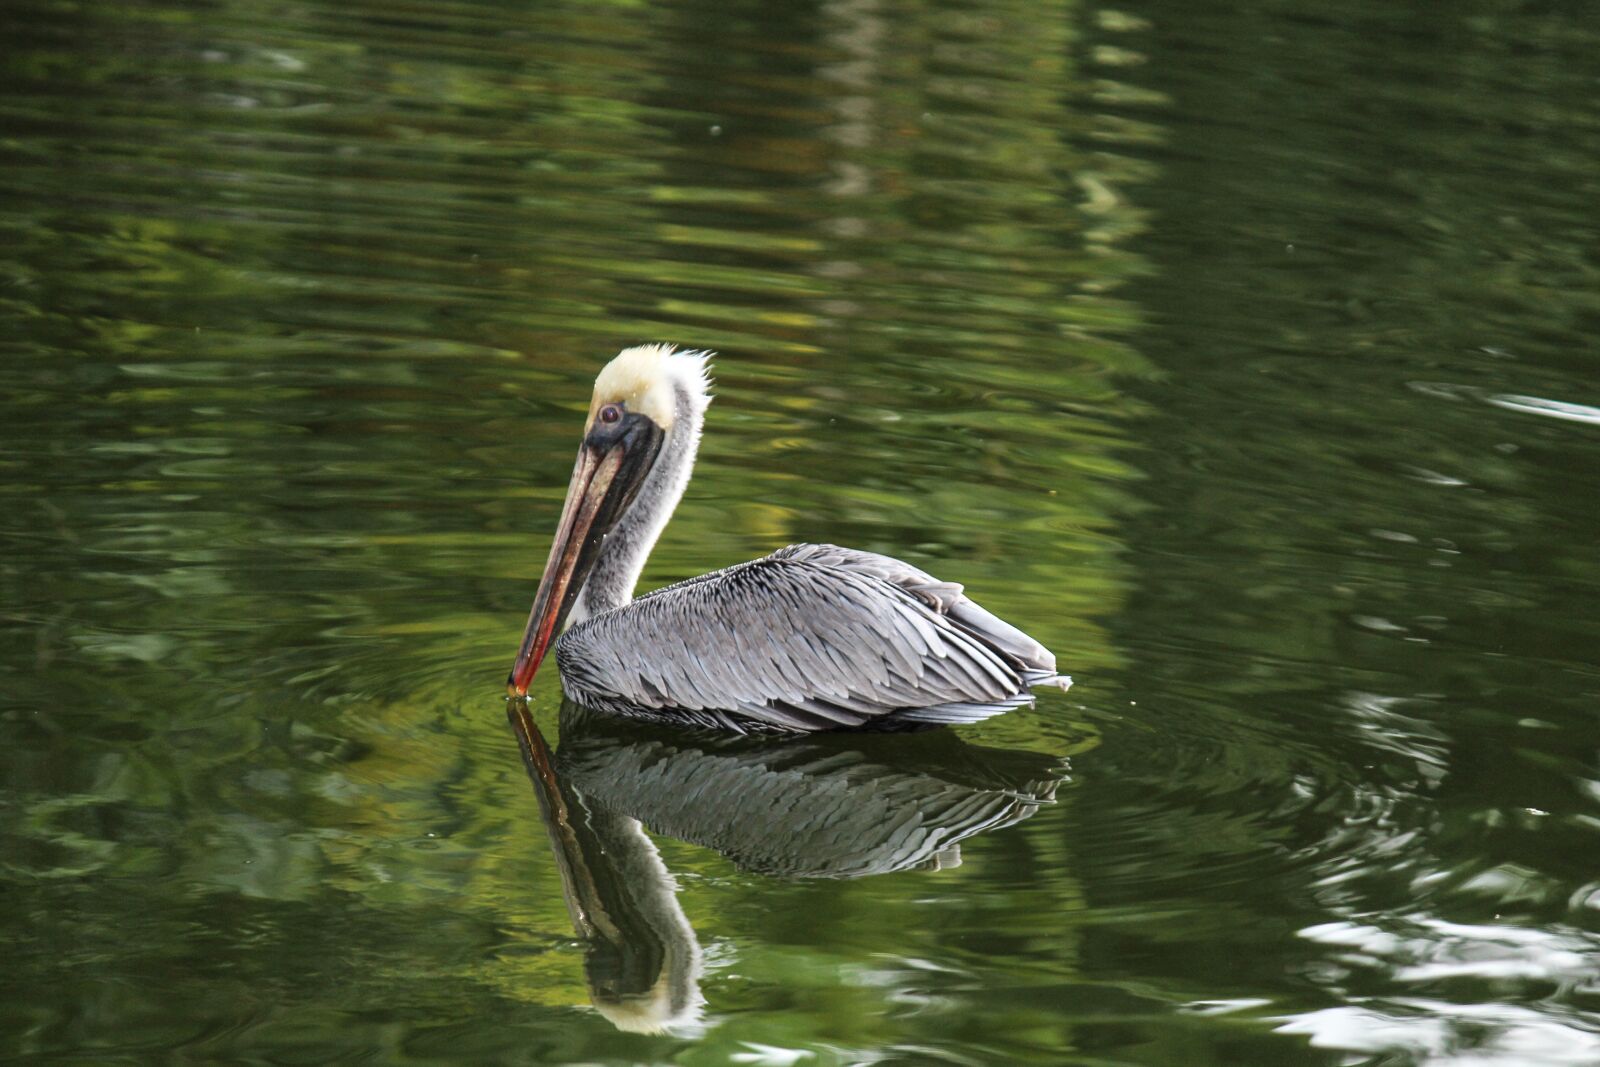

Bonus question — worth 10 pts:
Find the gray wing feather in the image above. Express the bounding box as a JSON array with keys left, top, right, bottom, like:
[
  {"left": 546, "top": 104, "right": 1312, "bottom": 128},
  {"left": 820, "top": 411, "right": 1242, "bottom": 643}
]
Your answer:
[
  {"left": 776, "top": 544, "right": 1060, "bottom": 674},
  {"left": 556, "top": 543, "right": 1070, "bottom": 732}
]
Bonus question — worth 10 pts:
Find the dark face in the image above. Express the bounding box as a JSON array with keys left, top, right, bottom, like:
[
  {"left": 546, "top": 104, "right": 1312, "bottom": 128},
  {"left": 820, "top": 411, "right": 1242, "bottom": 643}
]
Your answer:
[{"left": 507, "top": 402, "right": 665, "bottom": 696}]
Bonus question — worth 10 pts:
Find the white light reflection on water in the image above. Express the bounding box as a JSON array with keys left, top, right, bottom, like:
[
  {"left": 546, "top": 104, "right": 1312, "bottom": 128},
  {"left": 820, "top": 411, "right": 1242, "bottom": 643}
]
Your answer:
[
  {"left": 1486, "top": 394, "right": 1600, "bottom": 428},
  {"left": 1282, "top": 917, "right": 1600, "bottom": 1064},
  {"left": 1278, "top": 1001, "right": 1600, "bottom": 1067}
]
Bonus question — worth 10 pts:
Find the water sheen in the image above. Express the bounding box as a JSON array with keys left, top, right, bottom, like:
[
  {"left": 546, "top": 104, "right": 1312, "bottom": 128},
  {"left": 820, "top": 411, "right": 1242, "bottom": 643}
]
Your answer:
[{"left": 3, "top": 0, "right": 1598, "bottom": 1063}]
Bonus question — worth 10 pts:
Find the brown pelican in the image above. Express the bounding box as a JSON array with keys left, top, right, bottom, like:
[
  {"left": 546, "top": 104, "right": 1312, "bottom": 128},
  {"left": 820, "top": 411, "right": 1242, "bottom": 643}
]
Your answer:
[{"left": 507, "top": 344, "right": 1072, "bottom": 732}]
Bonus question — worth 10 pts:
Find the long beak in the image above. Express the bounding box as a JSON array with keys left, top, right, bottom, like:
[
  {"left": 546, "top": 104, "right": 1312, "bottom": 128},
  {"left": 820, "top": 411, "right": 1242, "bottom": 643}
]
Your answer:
[
  {"left": 507, "top": 417, "right": 662, "bottom": 697},
  {"left": 506, "top": 446, "right": 620, "bottom": 696}
]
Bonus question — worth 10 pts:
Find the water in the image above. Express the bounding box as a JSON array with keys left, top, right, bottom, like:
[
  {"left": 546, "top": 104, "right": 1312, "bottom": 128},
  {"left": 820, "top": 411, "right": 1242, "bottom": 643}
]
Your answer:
[{"left": 3, "top": 0, "right": 1598, "bottom": 1062}]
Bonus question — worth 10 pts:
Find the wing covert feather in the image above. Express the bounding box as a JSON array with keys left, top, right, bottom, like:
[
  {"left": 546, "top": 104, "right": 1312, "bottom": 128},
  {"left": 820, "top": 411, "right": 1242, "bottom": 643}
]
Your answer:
[{"left": 555, "top": 543, "right": 1067, "bottom": 732}]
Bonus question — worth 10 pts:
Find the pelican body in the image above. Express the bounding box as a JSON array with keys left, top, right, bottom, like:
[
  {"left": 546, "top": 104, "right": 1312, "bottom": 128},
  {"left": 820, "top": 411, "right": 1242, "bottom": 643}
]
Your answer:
[{"left": 508, "top": 345, "right": 1071, "bottom": 733}]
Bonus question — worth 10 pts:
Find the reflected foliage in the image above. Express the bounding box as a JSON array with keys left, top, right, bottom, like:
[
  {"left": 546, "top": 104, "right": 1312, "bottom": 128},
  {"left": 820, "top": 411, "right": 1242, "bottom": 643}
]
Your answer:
[
  {"left": 3, "top": 0, "right": 1600, "bottom": 1062},
  {"left": 3, "top": 0, "right": 1138, "bottom": 1059}
]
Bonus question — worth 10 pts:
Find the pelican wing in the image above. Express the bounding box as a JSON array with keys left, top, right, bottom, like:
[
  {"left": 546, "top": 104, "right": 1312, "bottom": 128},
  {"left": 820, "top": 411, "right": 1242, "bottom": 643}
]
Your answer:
[{"left": 554, "top": 543, "right": 1068, "bottom": 732}]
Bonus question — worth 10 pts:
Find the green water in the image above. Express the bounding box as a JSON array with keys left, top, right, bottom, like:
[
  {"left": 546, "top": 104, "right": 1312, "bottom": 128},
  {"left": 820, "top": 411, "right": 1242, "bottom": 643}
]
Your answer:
[{"left": 3, "top": 0, "right": 1598, "bottom": 1062}]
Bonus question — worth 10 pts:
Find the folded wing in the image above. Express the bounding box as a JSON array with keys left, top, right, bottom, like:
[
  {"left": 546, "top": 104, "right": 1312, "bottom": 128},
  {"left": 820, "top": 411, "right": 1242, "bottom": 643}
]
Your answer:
[{"left": 555, "top": 543, "right": 1069, "bottom": 732}]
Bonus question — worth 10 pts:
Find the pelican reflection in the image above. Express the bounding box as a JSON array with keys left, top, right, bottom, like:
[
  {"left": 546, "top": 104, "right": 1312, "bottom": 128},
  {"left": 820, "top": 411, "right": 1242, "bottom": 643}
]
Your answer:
[{"left": 510, "top": 701, "right": 1065, "bottom": 1033}]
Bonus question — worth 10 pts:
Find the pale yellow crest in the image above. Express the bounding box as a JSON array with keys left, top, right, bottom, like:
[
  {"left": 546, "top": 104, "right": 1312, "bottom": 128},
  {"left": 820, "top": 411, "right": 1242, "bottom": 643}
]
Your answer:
[{"left": 588, "top": 344, "right": 713, "bottom": 429}]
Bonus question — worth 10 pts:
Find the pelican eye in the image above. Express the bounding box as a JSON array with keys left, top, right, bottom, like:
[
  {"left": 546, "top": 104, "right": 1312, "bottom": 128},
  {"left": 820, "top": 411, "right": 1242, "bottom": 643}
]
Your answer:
[{"left": 598, "top": 403, "right": 623, "bottom": 425}]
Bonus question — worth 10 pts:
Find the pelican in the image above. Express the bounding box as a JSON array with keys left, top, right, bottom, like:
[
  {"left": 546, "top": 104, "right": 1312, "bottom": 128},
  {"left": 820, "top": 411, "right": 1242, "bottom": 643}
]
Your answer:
[{"left": 507, "top": 344, "right": 1072, "bottom": 732}]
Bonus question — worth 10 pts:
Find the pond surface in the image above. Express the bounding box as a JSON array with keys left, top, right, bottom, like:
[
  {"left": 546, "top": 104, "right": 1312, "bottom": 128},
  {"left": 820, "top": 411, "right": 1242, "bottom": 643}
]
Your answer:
[{"left": 4, "top": 0, "right": 1599, "bottom": 1063}]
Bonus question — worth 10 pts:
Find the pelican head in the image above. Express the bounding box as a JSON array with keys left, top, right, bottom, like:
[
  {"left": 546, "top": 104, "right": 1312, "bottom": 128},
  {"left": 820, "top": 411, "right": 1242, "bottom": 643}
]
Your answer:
[{"left": 508, "top": 345, "right": 712, "bottom": 696}]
